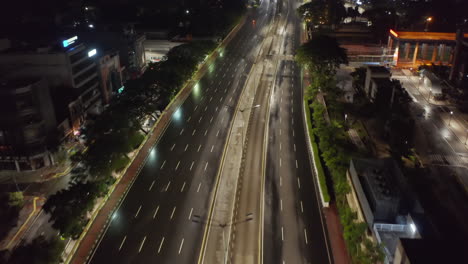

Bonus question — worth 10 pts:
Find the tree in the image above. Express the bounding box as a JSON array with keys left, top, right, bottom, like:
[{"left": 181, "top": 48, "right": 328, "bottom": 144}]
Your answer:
[
  {"left": 0, "top": 192, "right": 23, "bottom": 241},
  {"left": 43, "top": 182, "right": 101, "bottom": 239},
  {"left": 296, "top": 35, "right": 348, "bottom": 93},
  {"left": 8, "top": 236, "right": 65, "bottom": 264},
  {"left": 297, "top": 1, "right": 327, "bottom": 24}
]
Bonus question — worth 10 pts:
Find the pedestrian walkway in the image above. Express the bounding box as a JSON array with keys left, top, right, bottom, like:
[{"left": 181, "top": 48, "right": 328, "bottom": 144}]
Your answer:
[
  {"left": 323, "top": 203, "right": 351, "bottom": 264},
  {"left": 0, "top": 196, "right": 44, "bottom": 250},
  {"left": 428, "top": 154, "right": 468, "bottom": 166}
]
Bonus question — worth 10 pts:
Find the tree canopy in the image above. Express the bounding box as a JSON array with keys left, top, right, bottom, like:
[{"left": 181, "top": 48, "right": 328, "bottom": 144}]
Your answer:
[{"left": 296, "top": 35, "right": 348, "bottom": 75}]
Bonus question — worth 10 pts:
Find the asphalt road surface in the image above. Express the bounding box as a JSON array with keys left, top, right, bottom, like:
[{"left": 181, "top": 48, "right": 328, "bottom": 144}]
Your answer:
[
  {"left": 262, "top": 0, "right": 332, "bottom": 263},
  {"left": 88, "top": 1, "right": 280, "bottom": 263}
]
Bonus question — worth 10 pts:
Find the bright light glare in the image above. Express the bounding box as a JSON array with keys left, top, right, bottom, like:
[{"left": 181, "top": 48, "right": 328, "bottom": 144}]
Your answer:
[
  {"left": 88, "top": 49, "right": 97, "bottom": 57},
  {"left": 173, "top": 108, "right": 182, "bottom": 121},
  {"left": 410, "top": 223, "right": 416, "bottom": 233},
  {"left": 89, "top": 24, "right": 94, "bottom": 28}
]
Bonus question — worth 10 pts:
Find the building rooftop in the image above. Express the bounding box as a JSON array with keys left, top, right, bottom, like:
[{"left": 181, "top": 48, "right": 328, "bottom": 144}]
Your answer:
[
  {"left": 371, "top": 77, "right": 393, "bottom": 87},
  {"left": 367, "top": 65, "right": 390, "bottom": 75},
  {"left": 0, "top": 77, "right": 41, "bottom": 90},
  {"left": 353, "top": 158, "right": 401, "bottom": 202},
  {"left": 390, "top": 29, "right": 468, "bottom": 42}
]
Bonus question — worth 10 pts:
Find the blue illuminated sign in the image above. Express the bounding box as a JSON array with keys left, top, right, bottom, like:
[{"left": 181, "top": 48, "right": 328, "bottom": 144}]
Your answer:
[{"left": 62, "top": 36, "right": 78, "bottom": 48}]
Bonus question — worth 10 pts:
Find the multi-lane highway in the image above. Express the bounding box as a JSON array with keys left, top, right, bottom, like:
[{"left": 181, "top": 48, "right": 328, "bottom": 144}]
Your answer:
[
  {"left": 88, "top": 0, "right": 278, "bottom": 263},
  {"left": 88, "top": 0, "right": 332, "bottom": 263},
  {"left": 261, "top": 0, "right": 332, "bottom": 263}
]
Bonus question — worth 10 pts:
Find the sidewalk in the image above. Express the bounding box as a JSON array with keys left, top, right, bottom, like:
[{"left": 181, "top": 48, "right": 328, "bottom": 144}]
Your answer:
[
  {"left": 0, "top": 196, "right": 44, "bottom": 250},
  {"left": 68, "top": 14, "right": 248, "bottom": 264},
  {"left": 323, "top": 203, "right": 352, "bottom": 264}
]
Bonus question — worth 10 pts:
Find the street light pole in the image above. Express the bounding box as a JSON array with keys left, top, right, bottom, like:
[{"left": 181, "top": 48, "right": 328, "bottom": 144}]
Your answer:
[
  {"left": 465, "top": 129, "right": 468, "bottom": 145},
  {"left": 192, "top": 213, "right": 254, "bottom": 264},
  {"left": 449, "top": 111, "right": 453, "bottom": 126},
  {"left": 425, "top": 17, "right": 433, "bottom": 32}
]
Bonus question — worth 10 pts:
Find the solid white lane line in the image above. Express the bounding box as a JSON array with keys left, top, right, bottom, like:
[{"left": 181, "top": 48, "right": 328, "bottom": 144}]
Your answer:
[
  {"left": 153, "top": 206, "right": 160, "bottom": 219},
  {"left": 211, "top": 145, "right": 214, "bottom": 152},
  {"left": 165, "top": 181, "right": 171, "bottom": 191},
  {"left": 180, "top": 182, "right": 186, "bottom": 192},
  {"left": 192, "top": 129, "right": 196, "bottom": 136},
  {"left": 180, "top": 129, "right": 184, "bottom": 135},
  {"left": 119, "top": 236, "right": 127, "bottom": 251},
  {"left": 170, "top": 206, "right": 177, "bottom": 220},
  {"left": 149, "top": 180, "right": 155, "bottom": 191},
  {"left": 297, "top": 177, "right": 301, "bottom": 189},
  {"left": 175, "top": 161, "right": 180, "bottom": 170},
  {"left": 160, "top": 160, "right": 166, "bottom": 169},
  {"left": 138, "top": 236, "right": 147, "bottom": 253},
  {"left": 178, "top": 238, "right": 185, "bottom": 255},
  {"left": 204, "top": 130, "right": 208, "bottom": 136},
  {"left": 205, "top": 162, "right": 208, "bottom": 171},
  {"left": 281, "top": 226, "right": 284, "bottom": 241},
  {"left": 171, "top": 143, "right": 176, "bottom": 151},
  {"left": 294, "top": 144, "right": 296, "bottom": 152},
  {"left": 300, "top": 201, "right": 304, "bottom": 213},
  {"left": 135, "top": 205, "right": 142, "bottom": 218},
  {"left": 190, "top": 161, "right": 195, "bottom": 171},
  {"left": 184, "top": 144, "right": 189, "bottom": 152},
  {"left": 216, "top": 130, "right": 220, "bottom": 137},
  {"left": 158, "top": 237, "right": 165, "bottom": 254},
  {"left": 189, "top": 208, "right": 193, "bottom": 220},
  {"left": 280, "top": 199, "right": 283, "bottom": 212},
  {"left": 197, "top": 182, "right": 202, "bottom": 192},
  {"left": 296, "top": 160, "right": 298, "bottom": 169},
  {"left": 304, "top": 229, "right": 308, "bottom": 245},
  {"left": 198, "top": 144, "right": 202, "bottom": 152}
]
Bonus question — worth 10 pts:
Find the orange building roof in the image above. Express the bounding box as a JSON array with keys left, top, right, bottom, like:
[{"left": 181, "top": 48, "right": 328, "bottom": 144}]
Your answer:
[{"left": 390, "top": 30, "right": 468, "bottom": 41}]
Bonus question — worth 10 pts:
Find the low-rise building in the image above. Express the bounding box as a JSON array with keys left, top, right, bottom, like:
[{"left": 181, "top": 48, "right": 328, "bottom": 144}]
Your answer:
[
  {"left": 365, "top": 66, "right": 391, "bottom": 98},
  {"left": 144, "top": 40, "right": 184, "bottom": 63},
  {"left": 0, "top": 35, "right": 102, "bottom": 131},
  {"left": 0, "top": 78, "right": 57, "bottom": 171},
  {"left": 97, "top": 51, "right": 123, "bottom": 104},
  {"left": 347, "top": 158, "right": 423, "bottom": 263}
]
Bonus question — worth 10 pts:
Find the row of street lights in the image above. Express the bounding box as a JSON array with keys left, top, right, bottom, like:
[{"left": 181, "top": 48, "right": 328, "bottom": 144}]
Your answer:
[{"left": 447, "top": 110, "right": 468, "bottom": 145}]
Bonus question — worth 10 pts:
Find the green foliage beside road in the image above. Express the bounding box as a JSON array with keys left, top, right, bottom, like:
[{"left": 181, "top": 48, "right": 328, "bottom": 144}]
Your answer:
[
  {"left": 297, "top": 36, "right": 384, "bottom": 263},
  {"left": 0, "top": 192, "right": 24, "bottom": 241},
  {"left": 7, "top": 236, "right": 65, "bottom": 264},
  {"left": 43, "top": 40, "right": 218, "bottom": 240},
  {"left": 304, "top": 98, "right": 330, "bottom": 202}
]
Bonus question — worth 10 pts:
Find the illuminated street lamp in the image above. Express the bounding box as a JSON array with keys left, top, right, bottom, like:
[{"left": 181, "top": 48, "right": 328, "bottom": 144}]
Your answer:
[
  {"left": 424, "top": 17, "right": 433, "bottom": 32},
  {"left": 465, "top": 129, "right": 468, "bottom": 145},
  {"left": 449, "top": 111, "right": 453, "bottom": 126}
]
